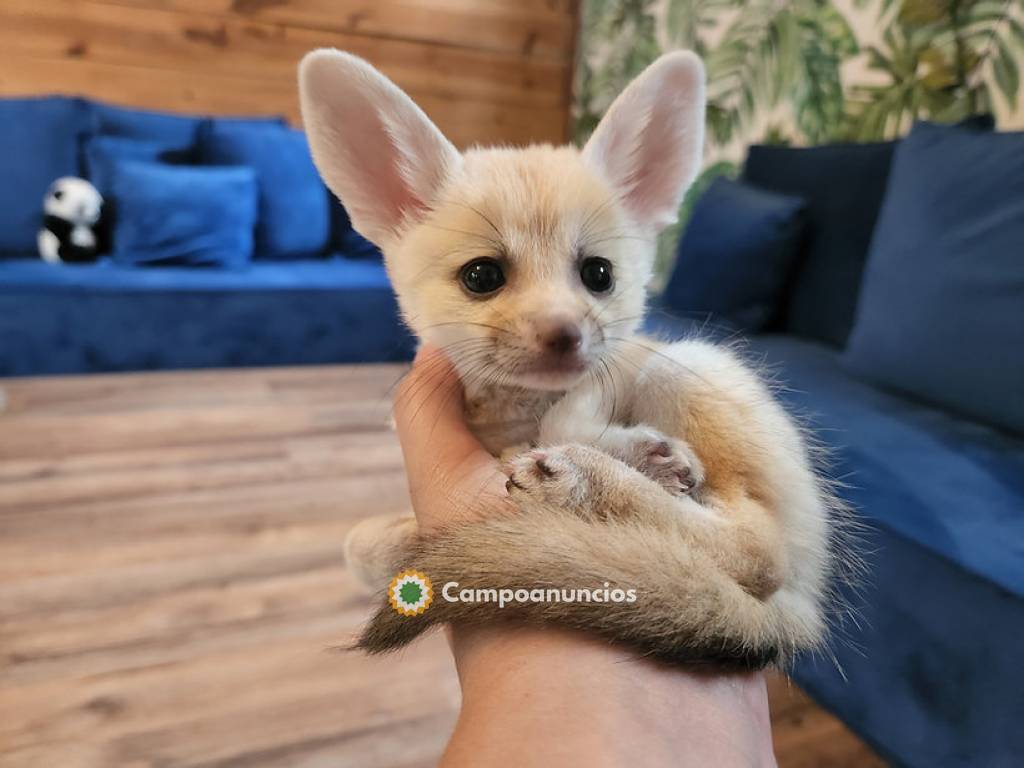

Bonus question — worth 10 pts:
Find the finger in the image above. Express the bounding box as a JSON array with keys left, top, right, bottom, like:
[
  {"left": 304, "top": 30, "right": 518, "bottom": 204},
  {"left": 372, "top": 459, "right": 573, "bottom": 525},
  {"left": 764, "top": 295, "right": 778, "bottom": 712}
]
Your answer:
[
  {"left": 393, "top": 344, "right": 483, "bottom": 476},
  {"left": 393, "top": 345, "right": 508, "bottom": 529}
]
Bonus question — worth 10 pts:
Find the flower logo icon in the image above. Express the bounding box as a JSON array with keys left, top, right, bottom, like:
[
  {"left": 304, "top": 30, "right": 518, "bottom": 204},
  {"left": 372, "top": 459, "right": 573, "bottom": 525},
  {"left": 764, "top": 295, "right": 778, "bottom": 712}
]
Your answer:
[{"left": 388, "top": 570, "right": 433, "bottom": 616}]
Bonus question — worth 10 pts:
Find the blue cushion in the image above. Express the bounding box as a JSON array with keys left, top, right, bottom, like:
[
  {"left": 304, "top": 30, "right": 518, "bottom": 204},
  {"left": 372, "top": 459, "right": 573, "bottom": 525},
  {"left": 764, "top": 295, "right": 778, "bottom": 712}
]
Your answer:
[
  {"left": 91, "top": 102, "right": 203, "bottom": 153},
  {"left": 742, "top": 140, "right": 895, "bottom": 346},
  {"left": 751, "top": 334, "right": 1024, "bottom": 598},
  {"left": 662, "top": 177, "right": 805, "bottom": 331},
  {"left": 198, "top": 122, "right": 330, "bottom": 259},
  {"left": 108, "top": 161, "right": 258, "bottom": 268},
  {"left": 0, "top": 96, "right": 92, "bottom": 254},
  {"left": 91, "top": 104, "right": 286, "bottom": 156},
  {"left": 83, "top": 136, "right": 170, "bottom": 198},
  {"left": 843, "top": 122, "right": 1024, "bottom": 435}
]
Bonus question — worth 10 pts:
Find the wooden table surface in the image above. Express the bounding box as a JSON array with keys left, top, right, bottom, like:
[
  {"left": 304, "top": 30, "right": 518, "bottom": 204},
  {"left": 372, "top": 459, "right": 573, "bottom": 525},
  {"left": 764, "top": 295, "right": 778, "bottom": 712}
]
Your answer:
[{"left": 0, "top": 365, "right": 882, "bottom": 767}]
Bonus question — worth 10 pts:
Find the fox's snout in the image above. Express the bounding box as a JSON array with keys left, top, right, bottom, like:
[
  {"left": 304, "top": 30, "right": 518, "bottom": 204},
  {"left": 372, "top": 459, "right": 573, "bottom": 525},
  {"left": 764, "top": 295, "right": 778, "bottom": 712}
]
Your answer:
[
  {"left": 532, "top": 316, "right": 583, "bottom": 357},
  {"left": 490, "top": 311, "right": 592, "bottom": 389}
]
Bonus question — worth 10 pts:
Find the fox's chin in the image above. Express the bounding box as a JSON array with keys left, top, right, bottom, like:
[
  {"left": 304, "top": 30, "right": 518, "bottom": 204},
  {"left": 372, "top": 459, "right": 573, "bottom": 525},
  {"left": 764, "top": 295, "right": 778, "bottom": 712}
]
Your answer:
[{"left": 508, "top": 364, "right": 589, "bottom": 392}]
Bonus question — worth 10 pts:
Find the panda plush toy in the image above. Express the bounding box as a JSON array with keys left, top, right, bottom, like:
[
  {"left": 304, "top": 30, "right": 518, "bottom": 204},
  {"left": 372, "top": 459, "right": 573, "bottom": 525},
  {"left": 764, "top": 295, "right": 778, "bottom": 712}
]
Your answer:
[{"left": 38, "top": 177, "right": 104, "bottom": 264}]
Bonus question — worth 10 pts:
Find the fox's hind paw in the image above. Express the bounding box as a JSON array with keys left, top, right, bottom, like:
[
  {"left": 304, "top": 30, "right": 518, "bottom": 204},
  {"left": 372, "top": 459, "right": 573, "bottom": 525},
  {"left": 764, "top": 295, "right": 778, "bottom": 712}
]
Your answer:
[
  {"left": 635, "top": 431, "right": 704, "bottom": 495},
  {"left": 599, "top": 426, "right": 704, "bottom": 496}
]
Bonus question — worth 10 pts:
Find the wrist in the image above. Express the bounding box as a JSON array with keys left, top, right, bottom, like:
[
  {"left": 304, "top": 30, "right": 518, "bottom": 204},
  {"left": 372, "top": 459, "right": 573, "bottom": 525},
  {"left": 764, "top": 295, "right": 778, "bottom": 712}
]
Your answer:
[{"left": 443, "top": 625, "right": 776, "bottom": 768}]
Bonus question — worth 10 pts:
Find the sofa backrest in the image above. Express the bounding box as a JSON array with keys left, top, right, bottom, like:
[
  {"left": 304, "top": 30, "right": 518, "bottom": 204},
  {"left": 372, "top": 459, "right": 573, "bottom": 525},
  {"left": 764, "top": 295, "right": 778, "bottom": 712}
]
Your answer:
[
  {"left": 741, "top": 115, "right": 998, "bottom": 349},
  {"left": 0, "top": 96, "right": 381, "bottom": 263},
  {"left": 91, "top": 101, "right": 204, "bottom": 154},
  {"left": 0, "top": 96, "right": 209, "bottom": 257},
  {"left": 0, "top": 96, "right": 94, "bottom": 255}
]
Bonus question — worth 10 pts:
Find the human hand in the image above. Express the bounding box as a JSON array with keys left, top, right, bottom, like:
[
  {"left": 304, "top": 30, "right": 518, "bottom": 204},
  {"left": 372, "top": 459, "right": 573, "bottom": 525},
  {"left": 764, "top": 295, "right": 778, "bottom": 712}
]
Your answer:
[{"left": 392, "top": 344, "right": 511, "bottom": 533}]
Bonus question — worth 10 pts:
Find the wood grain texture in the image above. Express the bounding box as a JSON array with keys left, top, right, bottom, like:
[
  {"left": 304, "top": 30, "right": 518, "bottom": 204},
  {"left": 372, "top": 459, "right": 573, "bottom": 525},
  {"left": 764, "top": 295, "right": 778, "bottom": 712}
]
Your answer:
[
  {"left": 0, "top": 0, "right": 578, "bottom": 146},
  {"left": 0, "top": 365, "right": 884, "bottom": 767},
  {"left": 92, "top": 0, "right": 579, "bottom": 59}
]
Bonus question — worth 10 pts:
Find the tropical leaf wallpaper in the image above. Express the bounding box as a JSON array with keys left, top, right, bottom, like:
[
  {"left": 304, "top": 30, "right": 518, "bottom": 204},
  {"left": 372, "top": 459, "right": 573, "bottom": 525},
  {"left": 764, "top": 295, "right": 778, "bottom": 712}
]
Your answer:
[{"left": 574, "top": 0, "right": 1024, "bottom": 277}]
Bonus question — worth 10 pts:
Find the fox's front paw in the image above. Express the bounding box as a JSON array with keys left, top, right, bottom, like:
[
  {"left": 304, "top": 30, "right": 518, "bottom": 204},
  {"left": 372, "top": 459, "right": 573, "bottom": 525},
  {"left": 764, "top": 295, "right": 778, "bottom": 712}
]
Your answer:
[
  {"left": 504, "top": 446, "right": 589, "bottom": 510},
  {"left": 620, "top": 428, "right": 704, "bottom": 496}
]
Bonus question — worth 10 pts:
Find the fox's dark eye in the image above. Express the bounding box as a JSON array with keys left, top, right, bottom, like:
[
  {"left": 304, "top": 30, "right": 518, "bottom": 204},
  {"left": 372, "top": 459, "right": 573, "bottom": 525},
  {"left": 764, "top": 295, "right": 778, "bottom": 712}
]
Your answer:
[
  {"left": 460, "top": 258, "right": 505, "bottom": 295},
  {"left": 580, "top": 257, "right": 613, "bottom": 293},
  {"left": 53, "top": 189, "right": 64, "bottom": 201}
]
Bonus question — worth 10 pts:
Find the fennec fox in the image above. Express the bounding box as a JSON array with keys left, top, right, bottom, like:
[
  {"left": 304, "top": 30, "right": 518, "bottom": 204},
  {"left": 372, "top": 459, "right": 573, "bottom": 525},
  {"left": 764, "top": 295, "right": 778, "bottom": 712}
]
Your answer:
[{"left": 299, "top": 50, "right": 844, "bottom": 669}]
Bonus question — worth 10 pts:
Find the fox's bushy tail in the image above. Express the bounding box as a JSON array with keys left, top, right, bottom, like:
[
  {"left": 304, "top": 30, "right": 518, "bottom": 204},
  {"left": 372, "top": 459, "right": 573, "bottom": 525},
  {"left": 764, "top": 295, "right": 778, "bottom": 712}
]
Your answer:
[{"left": 355, "top": 506, "right": 826, "bottom": 671}]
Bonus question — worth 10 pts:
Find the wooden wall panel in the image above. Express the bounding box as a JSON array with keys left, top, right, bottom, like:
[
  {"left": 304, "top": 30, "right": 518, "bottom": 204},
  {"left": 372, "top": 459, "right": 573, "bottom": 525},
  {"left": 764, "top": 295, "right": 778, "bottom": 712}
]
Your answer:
[
  {"left": 97, "top": 0, "right": 579, "bottom": 59},
  {"left": 0, "top": 0, "right": 580, "bottom": 147}
]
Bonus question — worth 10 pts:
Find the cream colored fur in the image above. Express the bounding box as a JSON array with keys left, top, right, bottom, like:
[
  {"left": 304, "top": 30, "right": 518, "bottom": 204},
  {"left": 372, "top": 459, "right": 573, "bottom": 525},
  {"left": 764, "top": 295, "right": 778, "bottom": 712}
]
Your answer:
[{"left": 299, "top": 49, "right": 841, "bottom": 668}]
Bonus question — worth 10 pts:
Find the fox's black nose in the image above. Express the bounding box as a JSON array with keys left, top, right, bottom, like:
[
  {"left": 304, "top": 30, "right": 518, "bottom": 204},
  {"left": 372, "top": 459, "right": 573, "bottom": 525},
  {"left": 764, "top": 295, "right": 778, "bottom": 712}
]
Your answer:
[{"left": 538, "top": 322, "right": 583, "bottom": 356}]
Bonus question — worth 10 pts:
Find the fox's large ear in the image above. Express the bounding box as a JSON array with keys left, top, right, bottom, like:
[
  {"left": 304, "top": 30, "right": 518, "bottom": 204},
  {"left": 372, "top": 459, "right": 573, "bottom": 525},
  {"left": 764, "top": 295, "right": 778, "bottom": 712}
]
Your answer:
[
  {"left": 299, "top": 49, "right": 460, "bottom": 247},
  {"left": 582, "top": 51, "right": 705, "bottom": 233}
]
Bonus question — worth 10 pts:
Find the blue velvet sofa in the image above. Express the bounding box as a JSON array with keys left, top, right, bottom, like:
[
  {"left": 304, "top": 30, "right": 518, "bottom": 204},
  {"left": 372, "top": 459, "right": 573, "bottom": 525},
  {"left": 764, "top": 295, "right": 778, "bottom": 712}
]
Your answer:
[
  {"left": 0, "top": 96, "right": 414, "bottom": 375},
  {"left": 649, "top": 120, "right": 1023, "bottom": 767}
]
